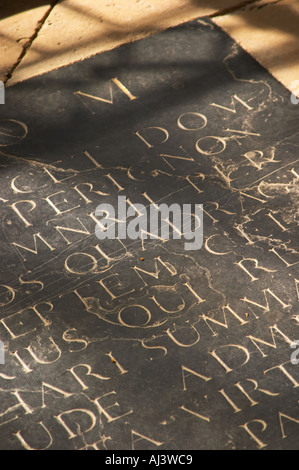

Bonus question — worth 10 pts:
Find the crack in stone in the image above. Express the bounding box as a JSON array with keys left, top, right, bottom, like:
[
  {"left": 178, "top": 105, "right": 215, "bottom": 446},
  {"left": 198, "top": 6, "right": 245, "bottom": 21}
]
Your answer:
[
  {"left": 209, "top": 0, "right": 276, "bottom": 18},
  {"left": 245, "top": 0, "right": 285, "bottom": 11},
  {"left": 4, "top": 1, "right": 60, "bottom": 84}
]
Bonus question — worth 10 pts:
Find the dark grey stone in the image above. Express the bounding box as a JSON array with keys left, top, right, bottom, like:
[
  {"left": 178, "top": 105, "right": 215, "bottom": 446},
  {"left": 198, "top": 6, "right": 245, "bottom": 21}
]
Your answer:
[{"left": 0, "top": 18, "right": 298, "bottom": 450}]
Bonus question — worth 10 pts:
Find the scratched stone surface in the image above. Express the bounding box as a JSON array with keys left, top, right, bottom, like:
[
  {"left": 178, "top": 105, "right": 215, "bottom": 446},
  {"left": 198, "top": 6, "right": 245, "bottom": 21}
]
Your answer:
[{"left": 0, "top": 18, "right": 298, "bottom": 450}]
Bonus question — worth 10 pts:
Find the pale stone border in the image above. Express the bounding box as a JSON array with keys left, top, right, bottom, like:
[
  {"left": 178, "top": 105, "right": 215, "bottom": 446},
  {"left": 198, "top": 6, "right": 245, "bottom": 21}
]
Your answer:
[
  {"left": 0, "top": 3, "right": 53, "bottom": 82},
  {"left": 213, "top": 0, "right": 299, "bottom": 96},
  {"left": 5, "top": 0, "right": 249, "bottom": 86}
]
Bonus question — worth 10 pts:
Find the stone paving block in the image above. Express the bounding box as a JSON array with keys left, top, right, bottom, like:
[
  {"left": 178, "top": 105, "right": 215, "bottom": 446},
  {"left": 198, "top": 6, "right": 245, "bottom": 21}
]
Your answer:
[
  {"left": 213, "top": 0, "right": 299, "bottom": 95},
  {"left": 0, "top": 1, "right": 52, "bottom": 82}
]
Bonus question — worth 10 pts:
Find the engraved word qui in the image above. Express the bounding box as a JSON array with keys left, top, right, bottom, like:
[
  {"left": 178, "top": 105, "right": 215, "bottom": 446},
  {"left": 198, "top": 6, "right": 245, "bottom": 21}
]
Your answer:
[{"left": 94, "top": 196, "right": 203, "bottom": 251}]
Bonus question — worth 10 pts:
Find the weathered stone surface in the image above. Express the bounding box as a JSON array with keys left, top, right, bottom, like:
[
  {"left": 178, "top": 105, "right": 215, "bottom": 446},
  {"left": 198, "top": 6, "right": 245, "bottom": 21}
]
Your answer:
[{"left": 0, "top": 19, "right": 298, "bottom": 450}]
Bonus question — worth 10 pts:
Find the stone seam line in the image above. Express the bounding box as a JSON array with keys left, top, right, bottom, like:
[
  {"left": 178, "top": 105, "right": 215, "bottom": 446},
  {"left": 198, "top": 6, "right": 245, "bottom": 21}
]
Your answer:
[{"left": 3, "top": 0, "right": 60, "bottom": 84}]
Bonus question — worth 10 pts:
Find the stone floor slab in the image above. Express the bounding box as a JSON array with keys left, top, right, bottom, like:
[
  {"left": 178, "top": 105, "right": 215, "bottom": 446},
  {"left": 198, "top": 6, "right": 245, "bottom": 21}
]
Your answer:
[{"left": 0, "top": 19, "right": 298, "bottom": 450}]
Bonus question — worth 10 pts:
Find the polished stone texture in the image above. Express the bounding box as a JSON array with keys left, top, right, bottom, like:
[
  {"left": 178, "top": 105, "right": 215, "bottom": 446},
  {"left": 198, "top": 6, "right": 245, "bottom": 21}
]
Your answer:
[{"left": 0, "top": 19, "right": 298, "bottom": 450}]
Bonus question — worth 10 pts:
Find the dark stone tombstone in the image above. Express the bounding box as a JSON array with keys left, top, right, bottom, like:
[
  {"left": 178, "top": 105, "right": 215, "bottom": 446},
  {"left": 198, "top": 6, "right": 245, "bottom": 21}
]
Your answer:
[{"left": 0, "top": 19, "right": 298, "bottom": 450}]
